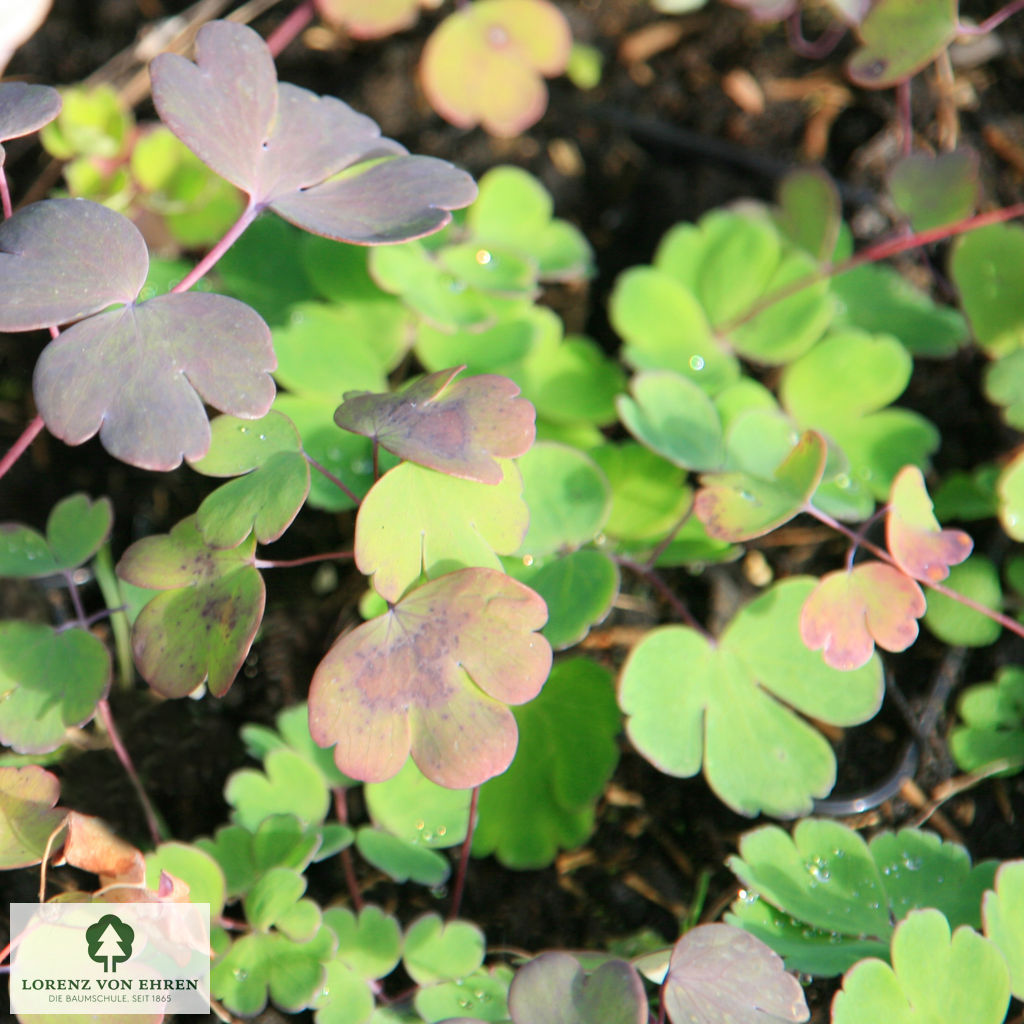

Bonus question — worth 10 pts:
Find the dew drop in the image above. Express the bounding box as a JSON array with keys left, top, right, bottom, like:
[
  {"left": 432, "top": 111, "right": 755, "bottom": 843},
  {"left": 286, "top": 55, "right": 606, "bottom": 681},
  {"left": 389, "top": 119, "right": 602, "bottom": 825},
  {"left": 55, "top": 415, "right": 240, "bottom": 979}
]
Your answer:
[
  {"left": 258, "top": 433, "right": 266, "bottom": 441},
  {"left": 415, "top": 820, "right": 425, "bottom": 831},
  {"left": 475, "top": 249, "right": 493, "bottom": 265},
  {"left": 437, "top": 825, "right": 447, "bottom": 836},
  {"left": 835, "top": 473, "right": 851, "bottom": 490},
  {"left": 689, "top": 355, "right": 705, "bottom": 371},
  {"left": 522, "top": 554, "right": 534, "bottom": 567},
  {"left": 233, "top": 969, "right": 248, "bottom": 981}
]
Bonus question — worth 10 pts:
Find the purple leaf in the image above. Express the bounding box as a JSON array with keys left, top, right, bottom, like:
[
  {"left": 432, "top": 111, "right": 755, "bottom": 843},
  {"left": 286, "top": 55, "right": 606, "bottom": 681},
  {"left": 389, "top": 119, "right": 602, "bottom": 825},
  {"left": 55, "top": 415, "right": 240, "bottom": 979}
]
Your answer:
[
  {"left": 151, "top": 20, "right": 476, "bottom": 243},
  {"left": 0, "top": 82, "right": 61, "bottom": 162},
  {"left": 664, "top": 924, "right": 809, "bottom": 1024},
  {"left": 335, "top": 367, "right": 536, "bottom": 483},
  {"left": 309, "top": 567, "right": 551, "bottom": 787},
  {"left": 0, "top": 198, "right": 148, "bottom": 330},
  {"left": 507, "top": 952, "right": 647, "bottom": 1024},
  {"left": 34, "top": 292, "right": 276, "bottom": 470}
]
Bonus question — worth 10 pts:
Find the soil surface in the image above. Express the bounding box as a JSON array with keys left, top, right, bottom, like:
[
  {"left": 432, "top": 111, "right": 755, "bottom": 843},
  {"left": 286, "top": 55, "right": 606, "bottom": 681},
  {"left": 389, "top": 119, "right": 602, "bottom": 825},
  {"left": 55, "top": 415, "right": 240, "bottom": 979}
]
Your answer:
[{"left": 4, "top": 3, "right": 1024, "bottom": 1022}]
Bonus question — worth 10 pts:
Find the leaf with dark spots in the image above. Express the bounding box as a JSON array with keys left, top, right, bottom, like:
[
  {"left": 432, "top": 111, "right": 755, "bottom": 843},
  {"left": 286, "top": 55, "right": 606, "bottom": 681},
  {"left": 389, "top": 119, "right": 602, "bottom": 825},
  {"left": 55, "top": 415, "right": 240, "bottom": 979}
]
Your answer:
[
  {"left": 151, "top": 20, "right": 476, "bottom": 243},
  {"left": 34, "top": 291, "right": 277, "bottom": 471},
  {"left": 116, "top": 517, "right": 265, "bottom": 697},
  {"left": 309, "top": 567, "right": 551, "bottom": 787},
  {"left": 0, "top": 198, "right": 148, "bottom": 331},
  {"left": 335, "top": 366, "right": 535, "bottom": 483}
]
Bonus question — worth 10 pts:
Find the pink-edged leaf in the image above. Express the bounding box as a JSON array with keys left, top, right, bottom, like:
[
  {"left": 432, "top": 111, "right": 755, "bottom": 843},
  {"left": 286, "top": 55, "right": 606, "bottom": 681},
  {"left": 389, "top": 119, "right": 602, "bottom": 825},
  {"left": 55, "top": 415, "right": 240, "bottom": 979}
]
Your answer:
[
  {"left": 887, "top": 465, "right": 972, "bottom": 582},
  {"left": 664, "top": 924, "right": 809, "bottom": 1024},
  {"left": 0, "top": 764, "right": 67, "bottom": 869},
  {"left": 151, "top": 20, "right": 476, "bottom": 243},
  {"left": 335, "top": 367, "right": 535, "bottom": 483},
  {"left": 0, "top": 81, "right": 61, "bottom": 144},
  {"left": 0, "top": 198, "right": 147, "bottom": 330},
  {"left": 694, "top": 430, "right": 826, "bottom": 541},
  {"left": 800, "top": 562, "right": 926, "bottom": 671},
  {"left": 315, "top": 0, "right": 440, "bottom": 39},
  {"left": 116, "top": 517, "right": 265, "bottom": 698},
  {"left": 34, "top": 292, "right": 276, "bottom": 471},
  {"left": 309, "top": 567, "right": 551, "bottom": 788},
  {"left": 507, "top": 952, "right": 647, "bottom": 1024}
]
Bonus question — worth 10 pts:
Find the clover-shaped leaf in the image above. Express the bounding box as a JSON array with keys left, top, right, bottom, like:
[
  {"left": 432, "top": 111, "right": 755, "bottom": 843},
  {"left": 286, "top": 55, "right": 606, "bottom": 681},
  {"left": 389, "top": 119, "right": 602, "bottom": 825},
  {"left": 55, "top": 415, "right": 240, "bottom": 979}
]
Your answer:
[
  {"left": 0, "top": 492, "right": 111, "bottom": 578},
  {"left": 310, "top": 567, "right": 551, "bottom": 787},
  {"left": 403, "top": 913, "right": 485, "bottom": 986},
  {"left": 355, "top": 458, "right": 528, "bottom": 602},
  {"left": 473, "top": 658, "right": 620, "bottom": 868},
  {"left": 0, "top": 622, "right": 111, "bottom": 753},
  {"left": 366, "top": 758, "right": 471, "bottom": 850},
  {"left": 832, "top": 910, "right": 1009, "bottom": 1024},
  {"left": 727, "top": 821, "right": 998, "bottom": 976},
  {"left": 665, "top": 924, "right": 809, "bottom": 1024},
  {"left": 0, "top": 765, "right": 66, "bottom": 869},
  {"left": 950, "top": 665, "right": 1024, "bottom": 775},
  {"left": 694, "top": 430, "right": 826, "bottom": 542},
  {"left": 226, "top": 748, "right": 331, "bottom": 831},
  {"left": 952, "top": 224, "right": 1024, "bottom": 356},
  {"left": 324, "top": 905, "right": 402, "bottom": 980},
  {"left": 888, "top": 149, "right": 979, "bottom": 232},
  {"left": 145, "top": 841, "right": 227, "bottom": 916},
  {"left": 800, "top": 562, "right": 926, "bottom": 670},
  {"left": 191, "top": 412, "right": 310, "bottom": 546},
  {"left": 152, "top": 20, "right": 475, "bottom": 243},
  {"left": 620, "top": 577, "right": 882, "bottom": 817},
  {"left": 507, "top": 952, "right": 646, "bottom": 1024},
  {"left": 420, "top": 0, "right": 572, "bottom": 137},
  {"left": 846, "top": 0, "right": 958, "bottom": 89},
  {"left": 415, "top": 965, "right": 512, "bottom": 1023},
  {"left": 923, "top": 555, "right": 1002, "bottom": 647},
  {"left": 355, "top": 826, "right": 451, "bottom": 886},
  {"left": 0, "top": 82, "right": 61, "bottom": 164},
  {"left": 887, "top": 466, "right": 972, "bottom": 582},
  {"left": 116, "top": 516, "right": 265, "bottom": 697},
  {"left": 335, "top": 367, "right": 535, "bottom": 484},
  {"left": 983, "top": 860, "right": 1024, "bottom": 999}
]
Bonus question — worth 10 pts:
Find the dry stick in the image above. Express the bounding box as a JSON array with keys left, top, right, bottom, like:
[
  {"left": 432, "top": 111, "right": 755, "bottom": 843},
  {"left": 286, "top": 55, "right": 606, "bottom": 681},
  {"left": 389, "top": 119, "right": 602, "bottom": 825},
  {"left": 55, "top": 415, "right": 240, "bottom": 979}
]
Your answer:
[{"left": 449, "top": 786, "right": 480, "bottom": 921}]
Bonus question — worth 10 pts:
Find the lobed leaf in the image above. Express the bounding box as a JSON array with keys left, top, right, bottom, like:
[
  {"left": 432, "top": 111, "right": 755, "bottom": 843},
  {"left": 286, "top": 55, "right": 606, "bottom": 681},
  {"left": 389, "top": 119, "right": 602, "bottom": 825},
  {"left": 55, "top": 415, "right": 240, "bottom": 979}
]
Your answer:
[
  {"left": 152, "top": 20, "right": 475, "bottom": 243},
  {"left": 309, "top": 567, "right": 551, "bottom": 787},
  {"left": 145, "top": 841, "right": 226, "bottom": 917},
  {"left": 315, "top": 0, "right": 439, "bottom": 39},
  {"left": 419, "top": 0, "right": 572, "bottom": 137},
  {"left": 323, "top": 905, "right": 402, "bottom": 980},
  {"left": 226, "top": 748, "right": 331, "bottom": 832},
  {"left": 888, "top": 149, "right": 979, "bottom": 232},
  {"left": 354, "top": 826, "right": 451, "bottom": 887},
  {"left": 983, "top": 860, "right": 1024, "bottom": 999},
  {"left": 335, "top": 367, "right": 535, "bottom": 484},
  {"left": 951, "top": 224, "right": 1024, "bottom": 356},
  {"left": 0, "top": 82, "right": 61, "bottom": 167},
  {"left": 800, "top": 562, "right": 926, "bottom": 670},
  {"left": 403, "top": 913, "right": 485, "bottom": 986},
  {"left": 0, "top": 764, "right": 66, "bottom": 869},
  {"left": 0, "top": 492, "right": 111, "bottom": 578},
  {"left": 950, "top": 665, "right": 1024, "bottom": 775},
  {"left": 116, "top": 517, "right": 265, "bottom": 697},
  {"left": 508, "top": 951, "right": 646, "bottom": 1024},
  {"left": 694, "top": 430, "right": 826, "bottom": 542},
  {"left": 665, "top": 924, "right": 809, "bottom": 1024},
  {"left": 831, "top": 910, "right": 1008, "bottom": 1024},
  {"left": 886, "top": 465, "right": 972, "bottom": 582},
  {"left": 922, "top": 556, "right": 1002, "bottom": 647}
]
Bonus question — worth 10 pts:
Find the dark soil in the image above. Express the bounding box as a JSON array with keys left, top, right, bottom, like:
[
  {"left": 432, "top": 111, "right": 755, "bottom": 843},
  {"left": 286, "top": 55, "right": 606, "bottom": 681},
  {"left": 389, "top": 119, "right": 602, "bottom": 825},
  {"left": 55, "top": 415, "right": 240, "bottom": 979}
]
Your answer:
[{"left": 4, "top": 3, "right": 1024, "bottom": 1022}]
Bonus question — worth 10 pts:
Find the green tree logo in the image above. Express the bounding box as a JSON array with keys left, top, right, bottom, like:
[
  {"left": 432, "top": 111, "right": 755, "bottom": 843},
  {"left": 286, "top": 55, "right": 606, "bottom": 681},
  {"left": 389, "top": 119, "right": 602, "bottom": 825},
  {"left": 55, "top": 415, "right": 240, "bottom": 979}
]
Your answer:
[{"left": 85, "top": 914, "right": 135, "bottom": 973}]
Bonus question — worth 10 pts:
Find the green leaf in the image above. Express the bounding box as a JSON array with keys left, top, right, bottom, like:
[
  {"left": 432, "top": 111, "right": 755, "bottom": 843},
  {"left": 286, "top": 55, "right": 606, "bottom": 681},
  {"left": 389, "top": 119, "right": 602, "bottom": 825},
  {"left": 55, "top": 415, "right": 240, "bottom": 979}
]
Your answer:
[
  {"left": 728, "top": 821, "right": 998, "bottom": 976},
  {"left": 354, "top": 827, "right": 451, "bottom": 887},
  {"left": 694, "top": 431, "right": 826, "bottom": 542},
  {"left": 984, "top": 348, "right": 1024, "bottom": 429},
  {"left": 922, "top": 556, "right": 1002, "bottom": 647},
  {"left": 365, "top": 758, "right": 471, "bottom": 849},
  {"left": 888, "top": 149, "right": 979, "bottom": 231},
  {"left": 323, "top": 905, "right": 402, "bottom": 979},
  {"left": 245, "top": 865, "right": 307, "bottom": 932},
  {"left": 416, "top": 308, "right": 547, "bottom": 375},
  {"left": 846, "top": 0, "right": 958, "bottom": 88},
  {"left": 356, "top": 459, "right": 529, "bottom": 602},
  {"left": 402, "top": 913, "right": 485, "bottom": 986},
  {"left": 0, "top": 623, "right": 110, "bottom": 753},
  {"left": 617, "top": 370, "right": 724, "bottom": 472},
  {"left": 950, "top": 665, "right": 1024, "bottom": 775},
  {"left": 832, "top": 910, "right": 1008, "bottom": 1024},
  {"left": 619, "top": 578, "right": 883, "bottom": 817},
  {"left": 116, "top": 517, "right": 265, "bottom": 697},
  {"left": 774, "top": 167, "right": 841, "bottom": 263},
  {"left": 832, "top": 262, "right": 967, "bottom": 357},
  {"left": 145, "top": 841, "right": 226, "bottom": 915},
  {"left": 983, "top": 860, "right": 1024, "bottom": 999},
  {"left": 951, "top": 223, "right": 1024, "bottom": 357},
  {"left": 0, "top": 493, "right": 112, "bottom": 577},
  {"left": 517, "top": 442, "right": 612, "bottom": 556},
  {"left": 473, "top": 659, "right": 621, "bottom": 868},
  {"left": 415, "top": 965, "right": 512, "bottom": 1023},
  {"left": 313, "top": 959, "right": 375, "bottom": 1024},
  {"left": 998, "top": 449, "right": 1024, "bottom": 540},
  {"left": 226, "top": 747, "right": 331, "bottom": 831},
  {"left": 518, "top": 548, "right": 620, "bottom": 650},
  {"left": 0, "top": 764, "right": 67, "bottom": 869},
  {"left": 192, "top": 412, "right": 310, "bottom": 546}
]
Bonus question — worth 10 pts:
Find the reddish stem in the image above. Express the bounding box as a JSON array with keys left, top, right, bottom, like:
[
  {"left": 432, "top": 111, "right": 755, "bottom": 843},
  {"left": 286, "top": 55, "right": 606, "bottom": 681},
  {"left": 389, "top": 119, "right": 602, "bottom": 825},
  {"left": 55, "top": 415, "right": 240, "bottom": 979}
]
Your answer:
[
  {"left": 305, "top": 452, "right": 361, "bottom": 504},
  {"left": 897, "top": 79, "right": 913, "bottom": 157},
  {"left": 448, "top": 786, "right": 479, "bottom": 921},
  {"left": 784, "top": 12, "right": 846, "bottom": 60},
  {"left": 0, "top": 414, "right": 45, "bottom": 485},
  {"left": 958, "top": 0, "right": 1024, "bottom": 34},
  {"left": 615, "top": 556, "right": 711, "bottom": 638},
  {"left": 334, "top": 788, "right": 364, "bottom": 911},
  {"left": 0, "top": 166, "right": 12, "bottom": 220},
  {"left": 265, "top": 0, "right": 317, "bottom": 58},
  {"left": 172, "top": 200, "right": 259, "bottom": 294},
  {"left": 254, "top": 550, "right": 353, "bottom": 568}
]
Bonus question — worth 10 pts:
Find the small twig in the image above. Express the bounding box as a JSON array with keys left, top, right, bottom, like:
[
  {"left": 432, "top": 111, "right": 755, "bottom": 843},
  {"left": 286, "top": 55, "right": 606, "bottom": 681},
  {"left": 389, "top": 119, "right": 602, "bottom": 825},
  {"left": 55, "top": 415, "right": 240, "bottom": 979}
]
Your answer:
[{"left": 911, "top": 756, "right": 1024, "bottom": 829}]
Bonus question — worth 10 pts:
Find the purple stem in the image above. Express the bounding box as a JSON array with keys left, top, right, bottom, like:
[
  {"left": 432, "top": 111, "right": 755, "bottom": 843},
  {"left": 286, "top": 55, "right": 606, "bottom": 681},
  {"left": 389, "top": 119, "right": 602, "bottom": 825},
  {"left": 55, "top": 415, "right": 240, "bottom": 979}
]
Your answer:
[
  {"left": 305, "top": 452, "right": 361, "bottom": 505},
  {"left": 0, "top": 414, "right": 45, "bottom": 484},
  {"left": 958, "top": 0, "right": 1024, "bottom": 34},
  {"left": 785, "top": 12, "right": 847, "bottom": 60},
  {"left": 265, "top": 0, "right": 317, "bottom": 58},
  {"left": 615, "top": 556, "right": 710, "bottom": 638},
  {"left": 643, "top": 498, "right": 695, "bottom": 569},
  {"left": 448, "top": 786, "right": 479, "bottom": 921},
  {"left": 254, "top": 550, "right": 353, "bottom": 569},
  {"left": 0, "top": 166, "right": 12, "bottom": 220},
  {"left": 897, "top": 79, "right": 913, "bottom": 157},
  {"left": 333, "top": 788, "right": 364, "bottom": 911},
  {"left": 171, "top": 199, "right": 259, "bottom": 294}
]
